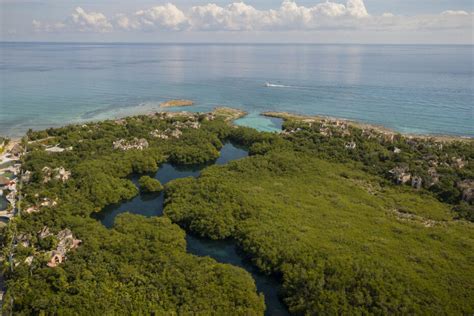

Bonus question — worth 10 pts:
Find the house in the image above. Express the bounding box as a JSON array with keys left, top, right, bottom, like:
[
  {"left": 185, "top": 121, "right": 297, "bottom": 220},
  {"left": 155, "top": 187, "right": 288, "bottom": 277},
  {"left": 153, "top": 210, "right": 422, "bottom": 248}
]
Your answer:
[
  {"left": 22, "top": 171, "right": 32, "bottom": 183},
  {"left": 47, "top": 251, "right": 64, "bottom": 268},
  {"left": 150, "top": 128, "right": 183, "bottom": 140},
  {"left": 345, "top": 142, "right": 357, "bottom": 150},
  {"left": 40, "top": 198, "right": 57, "bottom": 208},
  {"left": 42, "top": 166, "right": 52, "bottom": 183},
  {"left": 41, "top": 166, "right": 71, "bottom": 183},
  {"left": 6, "top": 163, "right": 22, "bottom": 176},
  {"left": 45, "top": 145, "right": 65, "bottom": 153},
  {"left": 113, "top": 138, "right": 149, "bottom": 151},
  {"left": 457, "top": 180, "right": 474, "bottom": 203},
  {"left": 0, "top": 175, "right": 12, "bottom": 190},
  {"left": 24, "top": 256, "right": 34, "bottom": 266},
  {"left": 38, "top": 226, "right": 52, "bottom": 239},
  {"left": 16, "top": 233, "right": 30, "bottom": 248},
  {"left": 25, "top": 206, "right": 40, "bottom": 214},
  {"left": 427, "top": 168, "right": 440, "bottom": 187},
  {"left": 202, "top": 113, "right": 216, "bottom": 121},
  {"left": 341, "top": 130, "right": 352, "bottom": 137},
  {"left": 114, "top": 119, "right": 127, "bottom": 126},
  {"left": 411, "top": 176, "right": 423, "bottom": 190},
  {"left": 319, "top": 127, "right": 332, "bottom": 137},
  {"left": 10, "top": 144, "right": 23, "bottom": 157},
  {"left": 382, "top": 133, "right": 395, "bottom": 144},
  {"left": 188, "top": 121, "right": 201, "bottom": 129},
  {"left": 6, "top": 191, "right": 16, "bottom": 208},
  {"left": 452, "top": 158, "right": 467, "bottom": 169},
  {"left": 150, "top": 130, "right": 168, "bottom": 139},
  {"left": 169, "top": 129, "right": 183, "bottom": 139},
  {"left": 54, "top": 167, "right": 71, "bottom": 182},
  {"left": 6, "top": 179, "right": 17, "bottom": 192},
  {"left": 389, "top": 167, "right": 411, "bottom": 185},
  {"left": 46, "top": 228, "right": 82, "bottom": 268}
]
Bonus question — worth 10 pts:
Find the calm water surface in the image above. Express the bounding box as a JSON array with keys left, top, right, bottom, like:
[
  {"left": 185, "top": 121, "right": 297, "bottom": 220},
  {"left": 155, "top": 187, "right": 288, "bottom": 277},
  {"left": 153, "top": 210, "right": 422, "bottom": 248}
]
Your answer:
[
  {"left": 1, "top": 43, "right": 472, "bottom": 137},
  {"left": 95, "top": 142, "right": 249, "bottom": 227},
  {"left": 0, "top": 195, "right": 8, "bottom": 211},
  {"left": 94, "top": 143, "right": 288, "bottom": 315},
  {"left": 186, "top": 234, "right": 288, "bottom": 315}
]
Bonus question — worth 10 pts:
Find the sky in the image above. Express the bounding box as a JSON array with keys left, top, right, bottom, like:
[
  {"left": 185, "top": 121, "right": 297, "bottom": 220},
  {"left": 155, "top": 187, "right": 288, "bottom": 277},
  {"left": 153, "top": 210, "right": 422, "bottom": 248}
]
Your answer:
[{"left": 1, "top": 0, "right": 473, "bottom": 44}]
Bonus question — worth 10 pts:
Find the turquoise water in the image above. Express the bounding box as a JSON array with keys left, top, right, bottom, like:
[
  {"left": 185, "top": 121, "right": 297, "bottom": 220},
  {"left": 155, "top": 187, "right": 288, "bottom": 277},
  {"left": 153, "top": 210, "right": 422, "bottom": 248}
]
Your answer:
[
  {"left": 0, "top": 43, "right": 473, "bottom": 137},
  {"left": 235, "top": 115, "right": 283, "bottom": 133}
]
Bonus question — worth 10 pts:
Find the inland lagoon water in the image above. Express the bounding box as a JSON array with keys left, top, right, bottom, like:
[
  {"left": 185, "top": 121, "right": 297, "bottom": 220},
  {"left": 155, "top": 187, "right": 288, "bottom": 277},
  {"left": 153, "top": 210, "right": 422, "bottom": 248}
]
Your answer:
[{"left": 94, "top": 142, "right": 289, "bottom": 315}]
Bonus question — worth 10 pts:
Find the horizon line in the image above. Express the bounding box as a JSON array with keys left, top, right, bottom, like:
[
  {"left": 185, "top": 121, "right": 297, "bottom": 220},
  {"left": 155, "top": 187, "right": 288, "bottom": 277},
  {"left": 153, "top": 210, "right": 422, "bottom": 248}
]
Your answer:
[{"left": 1, "top": 41, "right": 473, "bottom": 46}]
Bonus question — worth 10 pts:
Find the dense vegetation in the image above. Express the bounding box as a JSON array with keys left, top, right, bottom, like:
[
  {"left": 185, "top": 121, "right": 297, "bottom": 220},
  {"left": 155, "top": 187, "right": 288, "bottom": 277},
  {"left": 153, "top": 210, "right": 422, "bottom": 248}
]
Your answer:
[
  {"left": 5, "top": 214, "right": 264, "bottom": 315},
  {"left": 1, "top": 109, "right": 472, "bottom": 315},
  {"left": 139, "top": 175, "right": 163, "bottom": 193},
  {"left": 165, "top": 150, "right": 473, "bottom": 314},
  {"left": 279, "top": 119, "right": 474, "bottom": 220},
  {"left": 1, "top": 111, "right": 265, "bottom": 314}
]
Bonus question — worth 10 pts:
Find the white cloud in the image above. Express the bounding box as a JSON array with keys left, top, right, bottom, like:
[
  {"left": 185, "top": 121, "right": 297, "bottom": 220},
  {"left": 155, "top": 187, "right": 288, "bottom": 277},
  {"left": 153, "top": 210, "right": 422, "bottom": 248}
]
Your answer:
[
  {"left": 68, "top": 7, "right": 112, "bottom": 32},
  {"left": 114, "top": 14, "right": 134, "bottom": 30},
  {"left": 189, "top": 2, "right": 276, "bottom": 31},
  {"left": 441, "top": 10, "right": 469, "bottom": 16},
  {"left": 187, "top": 0, "right": 370, "bottom": 31},
  {"left": 34, "top": 7, "right": 112, "bottom": 32},
  {"left": 119, "top": 3, "right": 188, "bottom": 31},
  {"left": 346, "top": 0, "right": 369, "bottom": 18},
  {"left": 31, "top": 0, "right": 473, "bottom": 35}
]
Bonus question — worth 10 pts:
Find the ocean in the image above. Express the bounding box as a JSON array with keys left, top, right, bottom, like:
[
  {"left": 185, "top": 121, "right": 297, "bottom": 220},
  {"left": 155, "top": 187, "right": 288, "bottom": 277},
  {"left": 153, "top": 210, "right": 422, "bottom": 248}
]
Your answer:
[{"left": 0, "top": 43, "right": 472, "bottom": 137}]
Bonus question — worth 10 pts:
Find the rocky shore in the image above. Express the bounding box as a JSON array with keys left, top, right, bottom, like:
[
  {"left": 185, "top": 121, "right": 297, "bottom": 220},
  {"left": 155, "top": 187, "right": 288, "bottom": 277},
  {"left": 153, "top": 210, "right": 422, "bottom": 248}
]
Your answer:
[
  {"left": 160, "top": 99, "right": 194, "bottom": 108},
  {"left": 262, "top": 111, "right": 473, "bottom": 143}
]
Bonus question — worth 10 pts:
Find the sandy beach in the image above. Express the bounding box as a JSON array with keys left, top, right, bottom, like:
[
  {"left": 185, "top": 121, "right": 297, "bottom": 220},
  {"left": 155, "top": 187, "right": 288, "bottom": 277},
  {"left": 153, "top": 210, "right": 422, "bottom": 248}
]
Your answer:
[{"left": 160, "top": 99, "right": 194, "bottom": 108}]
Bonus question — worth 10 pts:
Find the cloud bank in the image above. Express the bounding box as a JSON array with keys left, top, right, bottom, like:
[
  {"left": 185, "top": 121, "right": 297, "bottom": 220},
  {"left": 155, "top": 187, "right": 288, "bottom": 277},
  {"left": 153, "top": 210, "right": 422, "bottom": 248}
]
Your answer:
[{"left": 32, "top": 0, "right": 473, "bottom": 34}]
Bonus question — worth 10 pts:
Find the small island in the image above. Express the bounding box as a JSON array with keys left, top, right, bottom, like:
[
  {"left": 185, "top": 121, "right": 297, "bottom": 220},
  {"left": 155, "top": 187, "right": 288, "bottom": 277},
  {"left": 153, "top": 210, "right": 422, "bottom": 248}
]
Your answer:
[
  {"left": 139, "top": 176, "right": 163, "bottom": 193},
  {"left": 160, "top": 99, "right": 194, "bottom": 108}
]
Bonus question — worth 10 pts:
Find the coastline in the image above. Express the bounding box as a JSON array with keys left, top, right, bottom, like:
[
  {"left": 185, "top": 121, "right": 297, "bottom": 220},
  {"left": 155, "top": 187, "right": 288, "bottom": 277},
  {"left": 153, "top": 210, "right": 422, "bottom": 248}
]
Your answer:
[
  {"left": 1, "top": 106, "right": 246, "bottom": 141},
  {"left": 160, "top": 99, "right": 194, "bottom": 108},
  {"left": 3, "top": 99, "right": 473, "bottom": 314},
  {"left": 262, "top": 111, "right": 473, "bottom": 143},
  {"left": 1, "top": 106, "right": 471, "bottom": 143}
]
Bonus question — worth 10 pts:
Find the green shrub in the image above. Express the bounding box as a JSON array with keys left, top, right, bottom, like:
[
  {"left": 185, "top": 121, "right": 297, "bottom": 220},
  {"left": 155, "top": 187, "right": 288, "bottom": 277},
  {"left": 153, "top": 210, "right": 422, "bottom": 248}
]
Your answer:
[{"left": 138, "top": 176, "right": 163, "bottom": 193}]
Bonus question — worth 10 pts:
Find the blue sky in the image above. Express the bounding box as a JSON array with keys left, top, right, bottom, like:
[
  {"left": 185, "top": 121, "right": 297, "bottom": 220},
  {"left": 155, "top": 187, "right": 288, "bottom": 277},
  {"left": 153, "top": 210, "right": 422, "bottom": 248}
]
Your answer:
[{"left": 1, "top": 0, "right": 473, "bottom": 43}]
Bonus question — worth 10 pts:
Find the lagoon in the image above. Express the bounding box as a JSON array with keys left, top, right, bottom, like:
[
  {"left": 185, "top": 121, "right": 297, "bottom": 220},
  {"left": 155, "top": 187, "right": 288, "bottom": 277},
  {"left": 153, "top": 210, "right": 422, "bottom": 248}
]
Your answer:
[
  {"left": 94, "top": 142, "right": 249, "bottom": 227},
  {"left": 94, "top": 142, "right": 289, "bottom": 315}
]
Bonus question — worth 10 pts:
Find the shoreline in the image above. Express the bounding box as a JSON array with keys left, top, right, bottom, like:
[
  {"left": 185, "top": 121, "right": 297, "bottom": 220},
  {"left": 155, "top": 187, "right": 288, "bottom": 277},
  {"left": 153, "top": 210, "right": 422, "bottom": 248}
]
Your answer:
[
  {"left": 160, "top": 99, "right": 194, "bottom": 108},
  {"left": 262, "top": 111, "right": 473, "bottom": 143},
  {"left": 2, "top": 107, "right": 247, "bottom": 142},
  {"left": 2, "top": 107, "right": 471, "bottom": 143}
]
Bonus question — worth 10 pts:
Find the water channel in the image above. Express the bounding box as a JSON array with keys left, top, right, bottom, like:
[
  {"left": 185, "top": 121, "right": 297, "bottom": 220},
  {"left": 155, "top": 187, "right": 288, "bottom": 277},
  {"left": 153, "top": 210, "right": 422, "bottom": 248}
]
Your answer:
[{"left": 93, "top": 142, "right": 289, "bottom": 315}]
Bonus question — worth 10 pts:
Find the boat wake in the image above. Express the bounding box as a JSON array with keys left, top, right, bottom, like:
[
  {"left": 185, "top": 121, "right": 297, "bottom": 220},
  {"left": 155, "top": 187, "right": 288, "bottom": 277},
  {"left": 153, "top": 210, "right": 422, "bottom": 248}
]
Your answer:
[{"left": 264, "top": 82, "right": 292, "bottom": 88}]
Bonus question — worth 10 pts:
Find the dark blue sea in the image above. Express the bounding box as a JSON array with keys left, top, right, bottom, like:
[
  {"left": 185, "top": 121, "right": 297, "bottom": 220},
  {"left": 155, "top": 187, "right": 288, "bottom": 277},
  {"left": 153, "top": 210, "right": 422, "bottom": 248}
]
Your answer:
[{"left": 0, "top": 43, "right": 472, "bottom": 137}]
